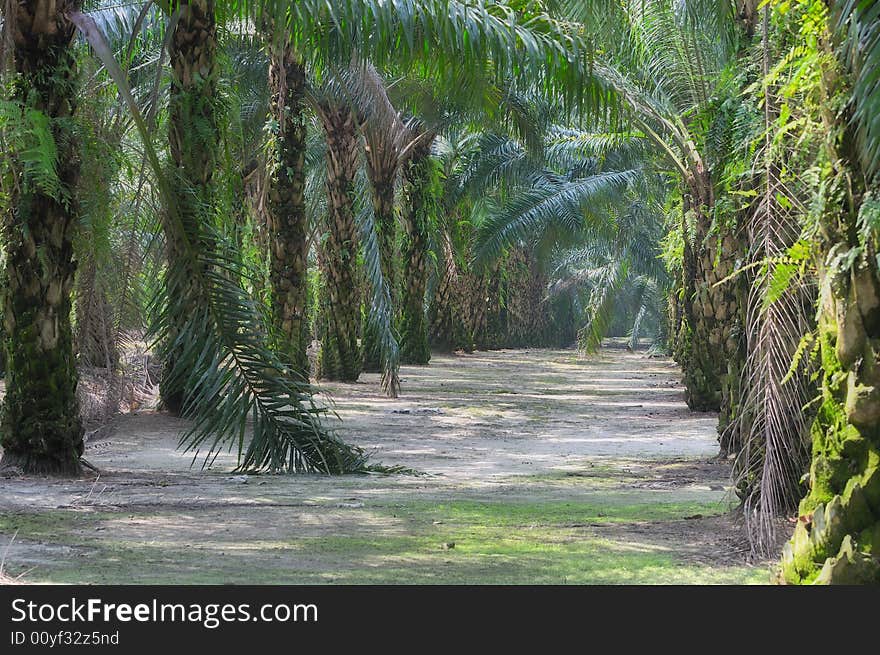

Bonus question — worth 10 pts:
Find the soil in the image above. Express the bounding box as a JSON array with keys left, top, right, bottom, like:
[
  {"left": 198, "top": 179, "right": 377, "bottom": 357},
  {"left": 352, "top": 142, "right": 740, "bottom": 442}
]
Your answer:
[{"left": 0, "top": 344, "right": 778, "bottom": 584}]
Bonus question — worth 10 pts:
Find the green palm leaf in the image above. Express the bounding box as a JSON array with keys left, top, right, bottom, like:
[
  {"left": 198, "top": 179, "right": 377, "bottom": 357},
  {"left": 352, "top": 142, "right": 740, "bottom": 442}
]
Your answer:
[
  {"left": 474, "top": 168, "right": 639, "bottom": 262},
  {"left": 73, "top": 10, "right": 368, "bottom": 473},
  {"left": 833, "top": 0, "right": 880, "bottom": 180}
]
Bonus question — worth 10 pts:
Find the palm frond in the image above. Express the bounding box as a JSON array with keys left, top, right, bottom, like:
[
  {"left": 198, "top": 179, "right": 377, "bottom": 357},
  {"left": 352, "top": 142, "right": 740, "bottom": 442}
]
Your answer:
[
  {"left": 73, "top": 10, "right": 368, "bottom": 473},
  {"left": 474, "top": 169, "right": 638, "bottom": 262},
  {"left": 577, "top": 259, "right": 629, "bottom": 353},
  {"left": 833, "top": 0, "right": 880, "bottom": 181},
  {"left": 356, "top": 197, "right": 401, "bottom": 398}
]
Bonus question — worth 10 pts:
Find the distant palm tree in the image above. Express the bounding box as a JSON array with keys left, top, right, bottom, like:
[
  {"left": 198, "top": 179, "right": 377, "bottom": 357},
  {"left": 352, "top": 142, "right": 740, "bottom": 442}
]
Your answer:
[
  {"left": 399, "top": 125, "right": 437, "bottom": 365},
  {"left": 360, "top": 65, "right": 405, "bottom": 378},
  {"left": 467, "top": 122, "right": 665, "bottom": 351},
  {"left": 586, "top": 0, "right": 743, "bottom": 417}
]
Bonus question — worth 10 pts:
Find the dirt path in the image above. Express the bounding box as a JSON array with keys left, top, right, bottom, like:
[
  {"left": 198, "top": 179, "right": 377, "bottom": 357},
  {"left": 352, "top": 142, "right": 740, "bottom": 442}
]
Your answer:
[{"left": 0, "top": 345, "right": 772, "bottom": 584}]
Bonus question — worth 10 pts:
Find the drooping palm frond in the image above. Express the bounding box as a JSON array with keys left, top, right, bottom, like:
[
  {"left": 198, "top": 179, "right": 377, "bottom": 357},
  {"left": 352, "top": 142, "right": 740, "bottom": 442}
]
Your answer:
[
  {"left": 355, "top": 188, "right": 401, "bottom": 397},
  {"left": 576, "top": 258, "right": 629, "bottom": 352},
  {"left": 348, "top": 63, "right": 405, "bottom": 395},
  {"left": 86, "top": 0, "right": 161, "bottom": 50},
  {"left": 730, "top": 7, "right": 816, "bottom": 554},
  {"left": 154, "top": 222, "right": 367, "bottom": 473},
  {"left": 733, "top": 187, "right": 813, "bottom": 554},
  {"left": 625, "top": 275, "right": 663, "bottom": 350},
  {"left": 74, "top": 11, "right": 369, "bottom": 473},
  {"left": 474, "top": 168, "right": 639, "bottom": 262}
]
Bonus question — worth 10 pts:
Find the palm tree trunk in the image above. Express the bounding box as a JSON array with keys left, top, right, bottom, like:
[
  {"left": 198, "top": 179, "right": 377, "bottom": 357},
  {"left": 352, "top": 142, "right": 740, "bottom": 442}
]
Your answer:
[
  {"left": 316, "top": 105, "right": 361, "bottom": 381},
  {"left": 399, "top": 138, "right": 434, "bottom": 365},
  {"left": 466, "top": 262, "right": 497, "bottom": 351},
  {"left": 265, "top": 42, "right": 310, "bottom": 377},
  {"left": 362, "top": 160, "right": 398, "bottom": 372},
  {"left": 0, "top": 0, "right": 84, "bottom": 474},
  {"left": 160, "top": 0, "right": 220, "bottom": 414},
  {"left": 75, "top": 258, "right": 118, "bottom": 370},
  {"left": 678, "top": 170, "right": 746, "bottom": 443},
  {"left": 717, "top": 0, "right": 769, "bottom": 459},
  {"left": 679, "top": 178, "right": 721, "bottom": 410},
  {"left": 429, "top": 230, "right": 467, "bottom": 352},
  {"left": 481, "top": 259, "right": 504, "bottom": 350},
  {"left": 780, "top": 33, "right": 880, "bottom": 584},
  {"left": 504, "top": 247, "right": 549, "bottom": 347}
]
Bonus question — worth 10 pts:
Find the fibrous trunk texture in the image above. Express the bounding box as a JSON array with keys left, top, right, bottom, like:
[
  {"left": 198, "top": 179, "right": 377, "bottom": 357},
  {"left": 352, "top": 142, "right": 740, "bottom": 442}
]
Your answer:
[
  {"left": 677, "top": 174, "right": 746, "bottom": 446},
  {"left": 160, "top": 0, "right": 220, "bottom": 414},
  {"left": 504, "top": 248, "right": 551, "bottom": 347},
  {"left": 780, "top": 250, "right": 880, "bottom": 583},
  {"left": 468, "top": 265, "right": 494, "bottom": 351},
  {"left": 780, "top": 74, "right": 880, "bottom": 585},
  {"left": 0, "top": 0, "right": 84, "bottom": 475},
  {"left": 266, "top": 42, "right": 310, "bottom": 377},
  {"left": 429, "top": 230, "right": 470, "bottom": 352},
  {"left": 361, "top": 159, "right": 397, "bottom": 372},
  {"left": 399, "top": 138, "right": 433, "bottom": 365},
  {"left": 316, "top": 105, "right": 361, "bottom": 381},
  {"left": 75, "top": 258, "right": 118, "bottom": 370}
]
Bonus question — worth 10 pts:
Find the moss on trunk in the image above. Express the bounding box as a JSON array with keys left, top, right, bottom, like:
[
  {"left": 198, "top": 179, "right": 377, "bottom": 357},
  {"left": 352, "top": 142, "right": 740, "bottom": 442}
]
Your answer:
[
  {"left": 160, "top": 0, "right": 220, "bottom": 414},
  {"left": 779, "top": 15, "right": 880, "bottom": 580},
  {"left": 0, "top": 0, "right": 84, "bottom": 475},
  {"left": 780, "top": 138, "right": 880, "bottom": 585},
  {"left": 266, "top": 43, "right": 310, "bottom": 377},
  {"left": 781, "top": 308, "right": 880, "bottom": 584},
  {"left": 316, "top": 105, "right": 361, "bottom": 381},
  {"left": 399, "top": 138, "right": 434, "bottom": 365}
]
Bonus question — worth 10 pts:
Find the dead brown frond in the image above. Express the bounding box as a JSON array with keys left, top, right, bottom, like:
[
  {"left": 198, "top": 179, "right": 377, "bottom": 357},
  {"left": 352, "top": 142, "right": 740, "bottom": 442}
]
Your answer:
[{"left": 729, "top": 8, "right": 817, "bottom": 557}]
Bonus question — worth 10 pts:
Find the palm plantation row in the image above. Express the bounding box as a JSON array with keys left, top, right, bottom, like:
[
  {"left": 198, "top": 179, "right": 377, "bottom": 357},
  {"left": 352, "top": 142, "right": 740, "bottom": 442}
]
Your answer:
[{"left": 0, "top": 1, "right": 878, "bottom": 584}]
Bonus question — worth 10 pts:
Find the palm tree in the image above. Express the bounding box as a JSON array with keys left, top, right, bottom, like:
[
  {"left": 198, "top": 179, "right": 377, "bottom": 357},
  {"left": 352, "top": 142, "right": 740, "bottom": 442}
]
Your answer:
[
  {"left": 398, "top": 126, "right": 436, "bottom": 365},
  {"left": 468, "top": 124, "right": 666, "bottom": 352},
  {"left": 390, "top": 80, "right": 550, "bottom": 359},
  {"left": 263, "top": 29, "right": 311, "bottom": 377},
  {"left": 0, "top": 0, "right": 85, "bottom": 474},
  {"left": 360, "top": 65, "right": 405, "bottom": 374},
  {"left": 556, "top": 0, "right": 753, "bottom": 432},
  {"left": 779, "top": 0, "right": 880, "bottom": 585},
  {"left": 10, "top": 0, "right": 606, "bottom": 473},
  {"left": 315, "top": 98, "right": 362, "bottom": 381},
  {"left": 429, "top": 129, "right": 525, "bottom": 353},
  {"left": 159, "top": 0, "right": 222, "bottom": 414},
  {"left": 614, "top": 2, "right": 742, "bottom": 417}
]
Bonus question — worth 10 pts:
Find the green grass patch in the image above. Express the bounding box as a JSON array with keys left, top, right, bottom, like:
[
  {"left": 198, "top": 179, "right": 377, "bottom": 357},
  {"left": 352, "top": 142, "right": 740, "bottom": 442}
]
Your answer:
[{"left": 0, "top": 498, "right": 764, "bottom": 585}]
